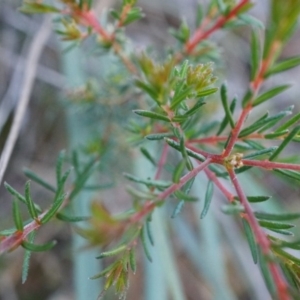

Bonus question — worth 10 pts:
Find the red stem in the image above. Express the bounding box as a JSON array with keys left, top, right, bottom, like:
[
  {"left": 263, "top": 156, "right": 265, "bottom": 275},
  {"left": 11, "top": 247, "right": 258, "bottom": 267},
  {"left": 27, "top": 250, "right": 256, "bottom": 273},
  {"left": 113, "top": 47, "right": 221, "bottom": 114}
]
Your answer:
[
  {"left": 227, "top": 168, "right": 290, "bottom": 300},
  {"left": 204, "top": 168, "right": 235, "bottom": 202},
  {"left": 227, "top": 168, "right": 270, "bottom": 251},
  {"left": 0, "top": 212, "right": 46, "bottom": 255},
  {"left": 155, "top": 143, "right": 169, "bottom": 180},
  {"left": 129, "top": 158, "right": 212, "bottom": 223},
  {"left": 77, "top": 10, "right": 111, "bottom": 41},
  {"left": 185, "top": 0, "right": 250, "bottom": 54},
  {"left": 223, "top": 105, "right": 252, "bottom": 157},
  {"left": 242, "top": 159, "right": 300, "bottom": 171}
]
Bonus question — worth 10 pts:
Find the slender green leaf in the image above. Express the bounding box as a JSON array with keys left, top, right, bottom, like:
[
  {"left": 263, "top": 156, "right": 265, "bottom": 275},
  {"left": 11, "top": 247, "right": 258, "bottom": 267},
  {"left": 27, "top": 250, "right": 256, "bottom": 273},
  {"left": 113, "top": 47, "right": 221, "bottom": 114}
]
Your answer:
[
  {"left": 220, "top": 83, "right": 235, "bottom": 128},
  {"left": 5, "top": 182, "right": 26, "bottom": 204},
  {"left": 133, "top": 110, "right": 169, "bottom": 122},
  {"left": 164, "top": 138, "right": 205, "bottom": 161},
  {"left": 41, "top": 193, "right": 66, "bottom": 224},
  {"left": 255, "top": 211, "right": 300, "bottom": 221},
  {"left": 243, "top": 147, "right": 277, "bottom": 159},
  {"left": 174, "top": 190, "right": 197, "bottom": 201},
  {"left": 25, "top": 181, "right": 38, "bottom": 220},
  {"left": 259, "top": 220, "right": 294, "bottom": 230},
  {"left": 89, "top": 262, "right": 117, "bottom": 279},
  {"left": 146, "top": 220, "right": 154, "bottom": 246},
  {"left": 96, "top": 245, "right": 127, "bottom": 259},
  {"left": 239, "top": 14, "right": 264, "bottom": 29},
  {"left": 200, "top": 180, "right": 214, "bottom": 219},
  {"left": 269, "top": 125, "right": 300, "bottom": 160},
  {"left": 145, "top": 132, "right": 173, "bottom": 140},
  {"left": 56, "top": 213, "right": 90, "bottom": 222},
  {"left": 267, "top": 229, "right": 294, "bottom": 236},
  {"left": 183, "top": 99, "right": 206, "bottom": 117},
  {"left": 13, "top": 198, "right": 23, "bottom": 231},
  {"left": 234, "top": 195, "right": 271, "bottom": 203},
  {"left": 126, "top": 186, "right": 155, "bottom": 199},
  {"left": 171, "top": 200, "right": 185, "bottom": 218},
  {"left": 172, "top": 160, "right": 186, "bottom": 183},
  {"left": 266, "top": 56, "right": 300, "bottom": 77},
  {"left": 21, "top": 240, "right": 57, "bottom": 252},
  {"left": 171, "top": 87, "right": 193, "bottom": 109},
  {"left": 56, "top": 150, "right": 66, "bottom": 186},
  {"left": 274, "top": 169, "right": 300, "bottom": 182},
  {"left": 253, "top": 85, "right": 290, "bottom": 106},
  {"left": 180, "top": 136, "right": 193, "bottom": 171},
  {"left": 239, "top": 109, "right": 291, "bottom": 137},
  {"left": 22, "top": 231, "right": 36, "bottom": 284},
  {"left": 135, "top": 80, "right": 159, "bottom": 103},
  {"left": 265, "top": 130, "right": 289, "bottom": 139},
  {"left": 242, "top": 89, "right": 253, "bottom": 107},
  {"left": 123, "top": 7, "right": 144, "bottom": 25},
  {"left": 258, "top": 249, "right": 276, "bottom": 295},
  {"left": 19, "top": 3, "right": 60, "bottom": 14},
  {"left": 140, "top": 147, "right": 156, "bottom": 165},
  {"left": 242, "top": 219, "right": 258, "bottom": 264},
  {"left": 140, "top": 226, "right": 152, "bottom": 262},
  {"left": 23, "top": 168, "right": 56, "bottom": 193},
  {"left": 123, "top": 173, "right": 171, "bottom": 188},
  {"left": 275, "top": 112, "right": 300, "bottom": 132},
  {"left": 129, "top": 248, "right": 137, "bottom": 274},
  {"left": 196, "top": 88, "right": 218, "bottom": 98},
  {"left": 217, "top": 98, "right": 236, "bottom": 135},
  {"left": 250, "top": 30, "right": 261, "bottom": 80},
  {"left": 221, "top": 204, "right": 244, "bottom": 214},
  {"left": 273, "top": 247, "right": 300, "bottom": 266}
]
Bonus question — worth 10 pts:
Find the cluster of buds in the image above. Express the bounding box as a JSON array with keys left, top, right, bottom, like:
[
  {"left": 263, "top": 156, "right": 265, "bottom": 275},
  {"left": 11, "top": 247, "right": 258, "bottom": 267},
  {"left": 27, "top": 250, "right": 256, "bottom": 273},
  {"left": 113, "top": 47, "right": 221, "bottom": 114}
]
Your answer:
[{"left": 225, "top": 153, "right": 244, "bottom": 168}]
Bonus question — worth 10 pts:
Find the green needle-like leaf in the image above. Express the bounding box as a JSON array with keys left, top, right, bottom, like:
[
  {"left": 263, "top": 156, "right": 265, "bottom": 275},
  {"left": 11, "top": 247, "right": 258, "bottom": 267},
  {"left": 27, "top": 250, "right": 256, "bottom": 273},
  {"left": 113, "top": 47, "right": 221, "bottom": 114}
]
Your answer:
[
  {"left": 242, "top": 219, "right": 258, "bottom": 264},
  {"left": 146, "top": 220, "right": 154, "bottom": 246},
  {"left": 140, "top": 147, "right": 156, "bottom": 165},
  {"left": 220, "top": 83, "right": 235, "bottom": 128},
  {"left": 234, "top": 195, "right": 271, "bottom": 203},
  {"left": 255, "top": 211, "right": 300, "bottom": 221},
  {"left": 259, "top": 220, "right": 294, "bottom": 230},
  {"left": 96, "top": 245, "right": 127, "bottom": 259},
  {"left": 41, "top": 193, "right": 66, "bottom": 224},
  {"left": 5, "top": 182, "right": 26, "bottom": 204},
  {"left": 200, "top": 180, "right": 214, "bottom": 219},
  {"left": 140, "top": 226, "right": 152, "bottom": 262},
  {"left": 56, "top": 150, "right": 65, "bottom": 186},
  {"left": 19, "top": 3, "right": 60, "bottom": 14},
  {"left": 164, "top": 138, "right": 205, "bottom": 162},
  {"left": 250, "top": 30, "right": 261, "bottom": 80},
  {"left": 266, "top": 56, "right": 300, "bottom": 77},
  {"left": 13, "top": 198, "right": 23, "bottom": 231},
  {"left": 129, "top": 248, "right": 137, "bottom": 274},
  {"left": 123, "top": 173, "right": 171, "bottom": 188},
  {"left": 22, "top": 231, "right": 36, "bottom": 284},
  {"left": 23, "top": 168, "right": 56, "bottom": 193},
  {"left": 25, "top": 181, "right": 38, "bottom": 220},
  {"left": 243, "top": 147, "right": 278, "bottom": 159},
  {"left": 56, "top": 213, "right": 90, "bottom": 222},
  {"left": 133, "top": 110, "right": 169, "bottom": 122},
  {"left": 217, "top": 97, "right": 236, "bottom": 135},
  {"left": 275, "top": 112, "right": 300, "bottom": 132},
  {"left": 269, "top": 125, "right": 300, "bottom": 161},
  {"left": 145, "top": 132, "right": 173, "bottom": 140},
  {"left": 253, "top": 85, "right": 290, "bottom": 106},
  {"left": 21, "top": 240, "right": 57, "bottom": 252},
  {"left": 171, "top": 200, "right": 185, "bottom": 218}
]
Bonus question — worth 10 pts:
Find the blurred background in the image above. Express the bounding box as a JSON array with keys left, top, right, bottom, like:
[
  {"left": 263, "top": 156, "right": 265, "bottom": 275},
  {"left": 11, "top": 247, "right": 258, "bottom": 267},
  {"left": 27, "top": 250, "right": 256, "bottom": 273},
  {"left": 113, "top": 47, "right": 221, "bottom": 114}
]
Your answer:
[{"left": 0, "top": 0, "right": 300, "bottom": 299}]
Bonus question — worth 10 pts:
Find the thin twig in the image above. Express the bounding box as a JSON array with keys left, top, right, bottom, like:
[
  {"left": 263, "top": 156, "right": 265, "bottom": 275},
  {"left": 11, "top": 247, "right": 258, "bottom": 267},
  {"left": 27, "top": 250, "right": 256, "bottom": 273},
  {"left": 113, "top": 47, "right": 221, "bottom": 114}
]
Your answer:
[{"left": 0, "top": 17, "right": 52, "bottom": 186}]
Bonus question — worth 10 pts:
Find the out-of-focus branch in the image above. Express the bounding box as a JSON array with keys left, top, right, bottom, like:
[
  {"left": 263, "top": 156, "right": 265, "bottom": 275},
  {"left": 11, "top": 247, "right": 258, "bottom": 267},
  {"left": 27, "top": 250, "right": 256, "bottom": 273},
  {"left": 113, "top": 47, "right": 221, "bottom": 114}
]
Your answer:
[{"left": 0, "top": 17, "right": 51, "bottom": 186}]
